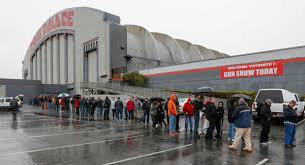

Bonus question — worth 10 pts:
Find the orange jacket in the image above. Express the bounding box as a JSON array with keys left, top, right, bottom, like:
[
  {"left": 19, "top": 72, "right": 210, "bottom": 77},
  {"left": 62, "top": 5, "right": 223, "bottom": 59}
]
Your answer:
[{"left": 167, "top": 94, "right": 177, "bottom": 116}]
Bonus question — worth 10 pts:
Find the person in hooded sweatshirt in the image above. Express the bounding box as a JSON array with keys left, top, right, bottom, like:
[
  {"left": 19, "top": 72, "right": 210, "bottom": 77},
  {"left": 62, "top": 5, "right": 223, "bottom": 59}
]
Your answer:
[
  {"left": 227, "top": 100, "right": 236, "bottom": 142},
  {"left": 259, "top": 99, "right": 273, "bottom": 145},
  {"left": 215, "top": 102, "right": 225, "bottom": 138},
  {"left": 229, "top": 98, "right": 252, "bottom": 152},
  {"left": 205, "top": 99, "right": 217, "bottom": 139},
  {"left": 183, "top": 98, "right": 194, "bottom": 133},
  {"left": 168, "top": 94, "right": 178, "bottom": 137},
  {"left": 193, "top": 95, "right": 204, "bottom": 135}
]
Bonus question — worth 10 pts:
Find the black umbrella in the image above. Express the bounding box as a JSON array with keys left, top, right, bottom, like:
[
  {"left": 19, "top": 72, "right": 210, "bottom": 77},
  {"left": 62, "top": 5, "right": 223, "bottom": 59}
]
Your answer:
[
  {"left": 150, "top": 97, "right": 165, "bottom": 102},
  {"left": 231, "top": 94, "right": 252, "bottom": 101}
]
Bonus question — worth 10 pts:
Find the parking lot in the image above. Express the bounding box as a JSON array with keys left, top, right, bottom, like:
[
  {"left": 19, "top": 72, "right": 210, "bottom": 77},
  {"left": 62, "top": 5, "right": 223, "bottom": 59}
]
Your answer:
[{"left": 0, "top": 105, "right": 305, "bottom": 165}]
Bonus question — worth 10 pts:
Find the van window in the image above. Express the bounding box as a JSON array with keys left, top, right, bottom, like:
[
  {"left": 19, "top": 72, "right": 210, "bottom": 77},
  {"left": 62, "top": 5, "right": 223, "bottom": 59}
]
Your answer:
[
  {"left": 294, "top": 95, "right": 300, "bottom": 102},
  {"left": 0, "top": 99, "right": 4, "bottom": 103},
  {"left": 256, "top": 90, "right": 284, "bottom": 103},
  {"left": 5, "top": 99, "right": 11, "bottom": 102}
]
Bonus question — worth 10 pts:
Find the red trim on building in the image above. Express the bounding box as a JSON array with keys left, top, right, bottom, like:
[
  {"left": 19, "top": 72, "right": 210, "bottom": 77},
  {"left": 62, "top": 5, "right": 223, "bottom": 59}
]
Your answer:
[{"left": 144, "top": 57, "right": 305, "bottom": 77}]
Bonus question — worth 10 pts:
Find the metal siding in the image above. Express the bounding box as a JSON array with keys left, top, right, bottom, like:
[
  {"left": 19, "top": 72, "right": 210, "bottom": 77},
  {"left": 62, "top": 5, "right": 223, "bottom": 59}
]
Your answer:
[{"left": 147, "top": 61, "right": 305, "bottom": 95}]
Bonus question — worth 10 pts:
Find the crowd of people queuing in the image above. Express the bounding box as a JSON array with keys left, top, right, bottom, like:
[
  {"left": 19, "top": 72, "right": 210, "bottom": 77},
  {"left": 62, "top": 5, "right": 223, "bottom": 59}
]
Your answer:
[{"left": 27, "top": 93, "right": 301, "bottom": 152}]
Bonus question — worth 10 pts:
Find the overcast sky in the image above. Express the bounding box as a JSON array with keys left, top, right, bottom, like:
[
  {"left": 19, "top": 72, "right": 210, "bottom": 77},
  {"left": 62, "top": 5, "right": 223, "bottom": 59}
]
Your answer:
[{"left": 0, "top": 0, "right": 305, "bottom": 78}]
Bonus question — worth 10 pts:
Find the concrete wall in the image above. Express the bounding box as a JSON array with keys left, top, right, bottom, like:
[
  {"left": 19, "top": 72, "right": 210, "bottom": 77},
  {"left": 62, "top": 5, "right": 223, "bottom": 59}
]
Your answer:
[
  {"left": 109, "top": 23, "right": 127, "bottom": 70},
  {"left": 0, "top": 79, "right": 67, "bottom": 103},
  {"left": 52, "top": 36, "right": 59, "bottom": 84}
]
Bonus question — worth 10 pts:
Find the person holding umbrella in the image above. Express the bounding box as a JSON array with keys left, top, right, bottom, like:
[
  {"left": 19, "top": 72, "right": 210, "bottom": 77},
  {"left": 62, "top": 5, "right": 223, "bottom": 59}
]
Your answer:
[
  {"left": 142, "top": 98, "right": 151, "bottom": 126},
  {"left": 229, "top": 98, "right": 252, "bottom": 152}
]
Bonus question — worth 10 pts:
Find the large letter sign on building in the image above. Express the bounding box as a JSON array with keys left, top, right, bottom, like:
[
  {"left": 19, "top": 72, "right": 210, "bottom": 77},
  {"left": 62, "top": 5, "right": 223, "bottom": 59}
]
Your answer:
[{"left": 220, "top": 60, "right": 284, "bottom": 79}]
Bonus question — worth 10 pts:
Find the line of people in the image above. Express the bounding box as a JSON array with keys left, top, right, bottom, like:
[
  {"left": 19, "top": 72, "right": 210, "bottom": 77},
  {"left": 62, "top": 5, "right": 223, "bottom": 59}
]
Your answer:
[{"left": 30, "top": 93, "right": 301, "bottom": 151}]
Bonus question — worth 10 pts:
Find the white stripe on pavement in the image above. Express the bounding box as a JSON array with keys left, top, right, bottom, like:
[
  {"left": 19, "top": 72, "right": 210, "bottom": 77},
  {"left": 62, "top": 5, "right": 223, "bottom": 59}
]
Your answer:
[
  {"left": 297, "top": 119, "right": 305, "bottom": 125},
  {"left": 256, "top": 158, "right": 269, "bottom": 165},
  {"left": 102, "top": 144, "right": 193, "bottom": 165},
  {"left": 0, "top": 118, "right": 85, "bottom": 127},
  {"left": 0, "top": 128, "right": 113, "bottom": 141},
  {"left": 0, "top": 134, "right": 144, "bottom": 157}
]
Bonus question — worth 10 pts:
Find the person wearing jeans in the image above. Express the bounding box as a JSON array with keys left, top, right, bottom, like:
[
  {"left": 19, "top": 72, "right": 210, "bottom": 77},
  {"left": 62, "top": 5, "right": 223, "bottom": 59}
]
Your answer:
[
  {"left": 183, "top": 98, "right": 194, "bottom": 133},
  {"left": 103, "top": 97, "right": 111, "bottom": 120},
  {"left": 115, "top": 97, "right": 124, "bottom": 121},
  {"left": 95, "top": 98, "right": 103, "bottom": 119},
  {"left": 193, "top": 95, "right": 204, "bottom": 135},
  {"left": 142, "top": 98, "right": 151, "bottom": 125},
  {"left": 283, "top": 100, "right": 300, "bottom": 148},
  {"left": 111, "top": 97, "right": 116, "bottom": 120},
  {"left": 168, "top": 94, "right": 178, "bottom": 137},
  {"left": 127, "top": 98, "right": 135, "bottom": 121},
  {"left": 227, "top": 100, "right": 236, "bottom": 141}
]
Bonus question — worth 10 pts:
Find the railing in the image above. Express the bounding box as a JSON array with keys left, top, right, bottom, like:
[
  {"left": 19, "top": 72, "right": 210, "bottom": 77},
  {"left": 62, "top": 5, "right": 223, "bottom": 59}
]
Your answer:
[{"left": 80, "top": 82, "right": 193, "bottom": 98}]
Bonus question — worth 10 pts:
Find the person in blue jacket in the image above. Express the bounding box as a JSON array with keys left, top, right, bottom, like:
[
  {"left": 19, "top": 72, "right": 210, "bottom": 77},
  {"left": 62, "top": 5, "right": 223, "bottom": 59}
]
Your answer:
[
  {"left": 229, "top": 98, "right": 252, "bottom": 152},
  {"left": 283, "top": 100, "right": 301, "bottom": 148}
]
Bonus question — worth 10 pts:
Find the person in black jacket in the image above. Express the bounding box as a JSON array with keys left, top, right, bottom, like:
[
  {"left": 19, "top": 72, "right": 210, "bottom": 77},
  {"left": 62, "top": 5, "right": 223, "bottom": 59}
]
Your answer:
[
  {"left": 115, "top": 97, "right": 124, "bottom": 121},
  {"left": 193, "top": 95, "right": 203, "bottom": 135},
  {"left": 103, "top": 97, "right": 111, "bottom": 120},
  {"left": 259, "top": 99, "right": 273, "bottom": 144},
  {"left": 205, "top": 99, "right": 217, "bottom": 139},
  {"left": 215, "top": 102, "right": 224, "bottom": 138},
  {"left": 142, "top": 98, "right": 151, "bottom": 125},
  {"left": 175, "top": 95, "right": 180, "bottom": 132},
  {"left": 227, "top": 100, "right": 236, "bottom": 141},
  {"left": 95, "top": 98, "right": 103, "bottom": 120},
  {"left": 284, "top": 100, "right": 301, "bottom": 148},
  {"left": 164, "top": 98, "right": 170, "bottom": 125}
]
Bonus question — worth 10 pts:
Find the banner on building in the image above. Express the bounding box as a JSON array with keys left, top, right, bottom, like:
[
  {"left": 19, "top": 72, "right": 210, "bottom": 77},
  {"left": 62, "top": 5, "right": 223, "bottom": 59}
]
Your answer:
[{"left": 220, "top": 60, "right": 284, "bottom": 79}]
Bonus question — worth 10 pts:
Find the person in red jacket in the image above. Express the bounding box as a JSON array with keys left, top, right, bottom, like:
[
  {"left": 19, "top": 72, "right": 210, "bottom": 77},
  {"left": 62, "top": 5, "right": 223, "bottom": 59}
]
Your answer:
[
  {"left": 127, "top": 97, "right": 135, "bottom": 121},
  {"left": 183, "top": 98, "right": 194, "bottom": 133},
  {"left": 74, "top": 98, "right": 80, "bottom": 115}
]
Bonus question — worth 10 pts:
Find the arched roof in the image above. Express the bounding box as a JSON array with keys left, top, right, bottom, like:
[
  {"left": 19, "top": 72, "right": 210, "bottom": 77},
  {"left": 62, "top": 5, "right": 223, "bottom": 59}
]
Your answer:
[
  {"left": 175, "top": 39, "right": 202, "bottom": 62},
  {"left": 194, "top": 45, "right": 217, "bottom": 60},
  {"left": 151, "top": 32, "right": 183, "bottom": 64},
  {"left": 125, "top": 25, "right": 160, "bottom": 61}
]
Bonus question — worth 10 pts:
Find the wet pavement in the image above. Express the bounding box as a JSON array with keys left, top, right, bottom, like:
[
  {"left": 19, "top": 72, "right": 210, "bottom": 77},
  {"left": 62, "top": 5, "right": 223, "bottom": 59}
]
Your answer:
[{"left": 0, "top": 105, "right": 305, "bottom": 165}]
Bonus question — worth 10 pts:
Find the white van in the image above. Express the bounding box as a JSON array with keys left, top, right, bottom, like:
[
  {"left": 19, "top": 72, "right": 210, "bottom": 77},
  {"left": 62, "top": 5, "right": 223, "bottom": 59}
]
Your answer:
[
  {"left": 0, "top": 97, "right": 22, "bottom": 110},
  {"left": 252, "top": 89, "right": 305, "bottom": 119}
]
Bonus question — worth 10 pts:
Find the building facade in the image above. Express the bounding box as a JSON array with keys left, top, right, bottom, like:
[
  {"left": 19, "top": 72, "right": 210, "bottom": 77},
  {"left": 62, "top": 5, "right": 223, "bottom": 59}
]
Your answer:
[
  {"left": 22, "top": 7, "right": 227, "bottom": 94},
  {"left": 140, "top": 46, "right": 305, "bottom": 95}
]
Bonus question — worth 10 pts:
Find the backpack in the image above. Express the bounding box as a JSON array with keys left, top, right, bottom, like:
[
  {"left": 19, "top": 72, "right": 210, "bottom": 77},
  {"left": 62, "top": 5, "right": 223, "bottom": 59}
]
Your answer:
[{"left": 256, "top": 102, "right": 264, "bottom": 119}]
